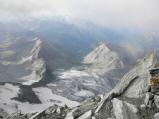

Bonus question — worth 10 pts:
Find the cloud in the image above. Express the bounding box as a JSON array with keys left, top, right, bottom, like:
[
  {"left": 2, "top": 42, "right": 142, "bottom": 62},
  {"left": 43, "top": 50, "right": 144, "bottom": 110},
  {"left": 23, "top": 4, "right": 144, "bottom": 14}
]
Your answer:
[
  {"left": 0, "top": 0, "right": 70, "bottom": 17},
  {"left": 0, "top": 0, "right": 159, "bottom": 30},
  {"left": 66, "top": 0, "right": 159, "bottom": 29}
]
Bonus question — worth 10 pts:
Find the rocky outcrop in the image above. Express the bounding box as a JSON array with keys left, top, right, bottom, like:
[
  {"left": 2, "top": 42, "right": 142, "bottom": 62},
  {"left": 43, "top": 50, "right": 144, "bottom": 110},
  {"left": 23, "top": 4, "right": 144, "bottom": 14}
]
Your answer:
[
  {"left": 52, "top": 52, "right": 157, "bottom": 119},
  {"left": 94, "top": 53, "right": 157, "bottom": 119},
  {"left": 48, "top": 43, "right": 126, "bottom": 102},
  {"left": 0, "top": 38, "right": 46, "bottom": 85},
  {"left": 34, "top": 96, "right": 101, "bottom": 119},
  {"left": 112, "top": 98, "right": 140, "bottom": 119},
  {"left": 32, "top": 105, "right": 68, "bottom": 119},
  {"left": 83, "top": 43, "right": 123, "bottom": 75},
  {"left": 18, "top": 39, "right": 46, "bottom": 85},
  {"left": 2, "top": 51, "right": 159, "bottom": 119},
  {"left": 0, "top": 109, "right": 8, "bottom": 119}
]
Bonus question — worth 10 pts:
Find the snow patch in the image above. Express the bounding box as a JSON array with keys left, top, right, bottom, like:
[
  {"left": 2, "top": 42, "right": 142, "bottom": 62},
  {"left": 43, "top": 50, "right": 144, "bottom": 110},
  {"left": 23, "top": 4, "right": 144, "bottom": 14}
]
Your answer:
[
  {"left": 0, "top": 83, "right": 20, "bottom": 114},
  {"left": 33, "top": 87, "right": 80, "bottom": 108},
  {"left": 0, "top": 84, "right": 80, "bottom": 115},
  {"left": 58, "top": 70, "right": 90, "bottom": 79},
  {"left": 20, "top": 59, "right": 46, "bottom": 85},
  {"left": 75, "top": 90, "right": 95, "bottom": 98}
]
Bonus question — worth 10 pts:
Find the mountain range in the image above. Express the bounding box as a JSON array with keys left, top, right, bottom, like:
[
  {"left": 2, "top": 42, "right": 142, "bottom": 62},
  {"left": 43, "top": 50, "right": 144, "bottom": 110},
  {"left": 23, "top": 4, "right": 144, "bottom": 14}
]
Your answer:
[{"left": 0, "top": 19, "right": 159, "bottom": 119}]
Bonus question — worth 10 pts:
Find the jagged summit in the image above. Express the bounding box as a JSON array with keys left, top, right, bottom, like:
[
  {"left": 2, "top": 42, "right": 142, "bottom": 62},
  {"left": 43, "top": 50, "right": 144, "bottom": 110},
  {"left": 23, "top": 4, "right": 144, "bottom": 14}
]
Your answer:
[
  {"left": 0, "top": 38, "right": 46, "bottom": 85},
  {"left": 83, "top": 43, "right": 110, "bottom": 64},
  {"left": 1, "top": 38, "right": 159, "bottom": 119},
  {"left": 9, "top": 52, "right": 158, "bottom": 119},
  {"left": 83, "top": 43, "right": 124, "bottom": 75},
  {"left": 95, "top": 43, "right": 110, "bottom": 52}
]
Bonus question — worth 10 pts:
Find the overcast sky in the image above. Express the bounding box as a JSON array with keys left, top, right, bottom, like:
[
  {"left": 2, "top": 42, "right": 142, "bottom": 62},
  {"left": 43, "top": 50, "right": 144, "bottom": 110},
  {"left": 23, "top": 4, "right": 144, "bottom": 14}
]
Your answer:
[{"left": 0, "top": 0, "right": 159, "bottom": 30}]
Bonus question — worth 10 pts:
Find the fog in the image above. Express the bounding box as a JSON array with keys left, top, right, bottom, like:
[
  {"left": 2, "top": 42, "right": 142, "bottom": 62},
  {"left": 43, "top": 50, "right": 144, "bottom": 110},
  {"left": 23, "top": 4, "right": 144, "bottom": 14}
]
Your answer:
[{"left": 0, "top": 0, "right": 159, "bottom": 31}]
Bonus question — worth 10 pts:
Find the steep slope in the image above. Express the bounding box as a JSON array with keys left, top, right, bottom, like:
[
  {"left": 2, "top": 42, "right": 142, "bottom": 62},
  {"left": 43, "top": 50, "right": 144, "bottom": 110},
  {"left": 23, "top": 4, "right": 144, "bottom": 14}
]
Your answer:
[
  {"left": 94, "top": 52, "right": 157, "bottom": 119},
  {"left": 12, "top": 52, "right": 158, "bottom": 119},
  {"left": 45, "top": 43, "right": 125, "bottom": 102},
  {"left": 50, "top": 69, "right": 112, "bottom": 102},
  {"left": 83, "top": 43, "right": 124, "bottom": 75},
  {"left": 0, "top": 38, "right": 46, "bottom": 85},
  {"left": 38, "top": 40, "right": 80, "bottom": 71}
]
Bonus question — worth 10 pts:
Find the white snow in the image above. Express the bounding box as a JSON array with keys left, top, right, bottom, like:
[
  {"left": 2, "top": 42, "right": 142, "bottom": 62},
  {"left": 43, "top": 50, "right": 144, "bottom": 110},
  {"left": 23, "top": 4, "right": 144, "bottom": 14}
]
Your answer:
[
  {"left": 0, "top": 83, "right": 20, "bottom": 114},
  {"left": 18, "top": 39, "right": 45, "bottom": 85},
  {"left": 0, "top": 84, "right": 80, "bottom": 115},
  {"left": 47, "top": 83, "right": 57, "bottom": 87},
  {"left": 18, "top": 39, "right": 42, "bottom": 65},
  {"left": 58, "top": 70, "right": 90, "bottom": 79},
  {"left": 83, "top": 43, "right": 110, "bottom": 64},
  {"left": 83, "top": 43, "right": 123, "bottom": 74},
  {"left": 33, "top": 87, "right": 80, "bottom": 108},
  {"left": 75, "top": 90, "right": 95, "bottom": 98},
  {"left": 20, "top": 59, "right": 46, "bottom": 85},
  {"left": 0, "top": 50, "right": 15, "bottom": 58}
]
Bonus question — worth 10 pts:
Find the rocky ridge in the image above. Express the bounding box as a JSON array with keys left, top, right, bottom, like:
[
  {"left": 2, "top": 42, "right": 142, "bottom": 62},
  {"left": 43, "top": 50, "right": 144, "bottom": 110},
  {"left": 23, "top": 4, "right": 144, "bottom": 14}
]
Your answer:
[
  {"left": 0, "top": 38, "right": 46, "bottom": 85},
  {"left": 83, "top": 43, "right": 124, "bottom": 75},
  {"left": 4, "top": 52, "right": 158, "bottom": 119},
  {"left": 48, "top": 43, "right": 125, "bottom": 102}
]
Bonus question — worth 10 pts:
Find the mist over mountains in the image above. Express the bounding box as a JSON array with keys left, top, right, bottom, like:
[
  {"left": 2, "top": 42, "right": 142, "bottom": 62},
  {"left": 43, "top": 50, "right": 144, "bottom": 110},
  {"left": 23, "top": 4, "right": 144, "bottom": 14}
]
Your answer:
[
  {"left": 0, "top": 0, "right": 159, "bottom": 118},
  {"left": 0, "top": 17, "right": 159, "bottom": 119},
  {"left": 0, "top": 18, "right": 159, "bottom": 63}
]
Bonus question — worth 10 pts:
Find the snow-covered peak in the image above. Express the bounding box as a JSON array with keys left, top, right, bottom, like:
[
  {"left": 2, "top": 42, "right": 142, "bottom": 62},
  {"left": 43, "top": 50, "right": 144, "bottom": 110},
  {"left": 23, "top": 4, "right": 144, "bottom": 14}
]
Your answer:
[
  {"left": 31, "top": 39, "right": 42, "bottom": 58},
  {"left": 96, "top": 43, "right": 110, "bottom": 52},
  {"left": 19, "top": 39, "right": 42, "bottom": 64},
  {"left": 83, "top": 43, "right": 123, "bottom": 74},
  {"left": 0, "top": 38, "right": 46, "bottom": 85},
  {"left": 83, "top": 43, "right": 111, "bottom": 64}
]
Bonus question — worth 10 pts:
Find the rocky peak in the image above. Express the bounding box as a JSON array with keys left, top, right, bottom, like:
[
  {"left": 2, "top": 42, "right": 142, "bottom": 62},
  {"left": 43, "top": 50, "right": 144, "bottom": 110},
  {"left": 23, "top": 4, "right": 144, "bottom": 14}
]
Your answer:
[
  {"left": 94, "top": 52, "right": 158, "bottom": 119},
  {"left": 0, "top": 38, "right": 46, "bottom": 85},
  {"left": 83, "top": 43, "right": 123, "bottom": 75},
  {"left": 95, "top": 43, "right": 110, "bottom": 53},
  {"left": 3, "top": 52, "right": 159, "bottom": 119},
  {"left": 83, "top": 43, "right": 111, "bottom": 64}
]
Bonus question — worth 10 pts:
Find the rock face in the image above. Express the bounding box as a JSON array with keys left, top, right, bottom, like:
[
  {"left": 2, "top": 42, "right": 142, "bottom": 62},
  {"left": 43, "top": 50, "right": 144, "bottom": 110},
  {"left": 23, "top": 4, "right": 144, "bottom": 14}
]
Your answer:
[
  {"left": 0, "top": 38, "right": 46, "bottom": 85},
  {"left": 0, "top": 39, "right": 158, "bottom": 119},
  {"left": 112, "top": 98, "right": 140, "bottom": 119},
  {"left": 0, "top": 109, "right": 8, "bottom": 119},
  {"left": 48, "top": 43, "right": 126, "bottom": 102},
  {"left": 94, "top": 53, "right": 157, "bottom": 119},
  {"left": 32, "top": 105, "right": 68, "bottom": 119},
  {"left": 0, "top": 39, "right": 126, "bottom": 116},
  {"left": 5, "top": 52, "right": 159, "bottom": 119},
  {"left": 83, "top": 43, "right": 123, "bottom": 75}
]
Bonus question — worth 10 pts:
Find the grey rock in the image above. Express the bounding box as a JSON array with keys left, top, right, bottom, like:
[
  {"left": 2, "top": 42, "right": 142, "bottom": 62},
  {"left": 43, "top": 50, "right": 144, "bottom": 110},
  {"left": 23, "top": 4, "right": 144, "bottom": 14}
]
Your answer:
[
  {"left": 0, "top": 108, "right": 8, "bottom": 119},
  {"left": 140, "top": 104, "right": 146, "bottom": 111},
  {"left": 154, "top": 113, "right": 159, "bottom": 119},
  {"left": 72, "top": 96, "right": 101, "bottom": 118},
  {"left": 112, "top": 98, "right": 139, "bottom": 119},
  {"left": 2, "top": 53, "right": 158, "bottom": 119},
  {"left": 144, "top": 92, "right": 154, "bottom": 108},
  {"left": 78, "top": 110, "right": 92, "bottom": 119},
  {"left": 144, "top": 93, "right": 150, "bottom": 106},
  {"left": 154, "top": 95, "right": 159, "bottom": 108},
  {"left": 33, "top": 104, "right": 68, "bottom": 119},
  {"left": 95, "top": 53, "right": 157, "bottom": 119},
  {"left": 92, "top": 116, "right": 96, "bottom": 119},
  {"left": 83, "top": 43, "right": 123, "bottom": 75},
  {"left": 65, "top": 112, "right": 74, "bottom": 119},
  {"left": 4, "top": 112, "right": 28, "bottom": 119}
]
